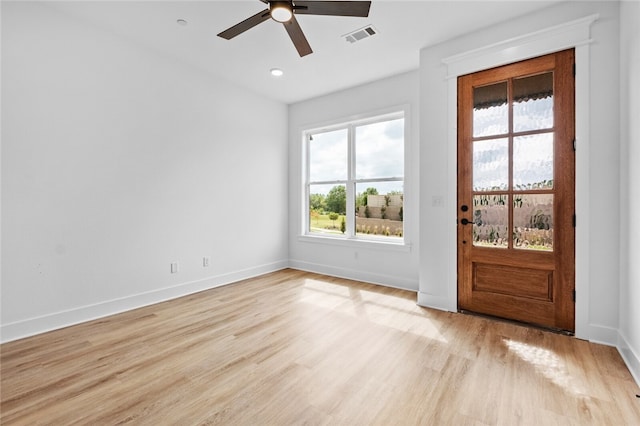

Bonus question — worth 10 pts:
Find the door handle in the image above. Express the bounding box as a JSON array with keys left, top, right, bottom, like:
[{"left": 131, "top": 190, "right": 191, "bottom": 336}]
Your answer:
[{"left": 460, "top": 218, "right": 475, "bottom": 225}]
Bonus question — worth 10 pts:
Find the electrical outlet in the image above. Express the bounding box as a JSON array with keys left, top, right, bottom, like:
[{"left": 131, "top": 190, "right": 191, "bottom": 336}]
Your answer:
[
  {"left": 170, "top": 262, "right": 179, "bottom": 273},
  {"left": 203, "top": 256, "right": 210, "bottom": 267}
]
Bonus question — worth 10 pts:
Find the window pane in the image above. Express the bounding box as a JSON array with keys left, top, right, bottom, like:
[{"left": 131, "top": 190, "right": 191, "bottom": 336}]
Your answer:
[
  {"left": 513, "top": 194, "right": 554, "bottom": 251},
  {"left": 355, "top": 182, "right": 403, "bottom": 239},
  {"left": 355, "top": 118, "right": 404, "bottom": 179},
  {"left": 513, "top": 72, "right": 554, "bottom": 132},
  {"left": 473, "top": 82, "right": 508, "bottom": 137},
  {"left": 514, "top": 133, "right": 554, "bottom": 190},
  {"left": 309, "top": 129, "right": 348, "bottom": 182},
  {"left": 472, "top": 194, "right": 509, "bottom": 248},
  {"left": 473, "top": 138, "right": 509, "bottom": 192},
  {"left": 305, "top": 112, "right": 405, "bottom": 242},
  {"left": 309, "top": 184, "right": 346, "bottom": 236}
]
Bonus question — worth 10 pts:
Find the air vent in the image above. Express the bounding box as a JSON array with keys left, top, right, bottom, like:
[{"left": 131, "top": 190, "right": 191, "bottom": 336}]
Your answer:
[{"left": 343, "top": 25, "right": 377, "bottom": 44}]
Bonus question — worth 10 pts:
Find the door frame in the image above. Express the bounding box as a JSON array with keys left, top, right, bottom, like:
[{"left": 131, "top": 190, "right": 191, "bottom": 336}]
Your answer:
[
  {"left": 440, "top": 14, "right": 598, "bottom": 340},
  {"left": 456, "top": 51, "right": 575, "bottom": 331}
]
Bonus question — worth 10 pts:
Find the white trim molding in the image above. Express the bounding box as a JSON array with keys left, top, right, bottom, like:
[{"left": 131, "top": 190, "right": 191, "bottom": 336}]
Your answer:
[
  {"left": 439, "top": 14, "right": 598, "bottom": 341},
  {"left": 618, "top": 331, "right": 640, "bottom": 387},
  {"left": 0, "top": 261, "right": 289, "bottom": 344},
  {"left": 289, "top": 259, "right": 418, "bottom": 292},
  {"left": 417, "top": 291, "right": 455, "bottom": 312},
  {"left": 442, "top": 14, "right": 598, "bottom": 78}
]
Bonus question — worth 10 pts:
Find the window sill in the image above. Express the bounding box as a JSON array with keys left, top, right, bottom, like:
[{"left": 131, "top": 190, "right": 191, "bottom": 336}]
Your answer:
[{"left": 297, "top": 234, "right": 412, "bottom": 252}]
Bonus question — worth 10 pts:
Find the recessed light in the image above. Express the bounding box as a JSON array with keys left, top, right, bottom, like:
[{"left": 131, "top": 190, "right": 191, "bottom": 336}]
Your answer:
[
  {"left": 270, "top": 68, "right": 284, "bottom": 77},
  {"left": 177, "top": 19, "right": 188, "bottom": 26}
]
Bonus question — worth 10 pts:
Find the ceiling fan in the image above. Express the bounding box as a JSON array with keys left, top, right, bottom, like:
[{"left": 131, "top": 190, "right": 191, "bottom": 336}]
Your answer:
[{"left": 217, "top": 1, "right": 372, "bottom": 57}]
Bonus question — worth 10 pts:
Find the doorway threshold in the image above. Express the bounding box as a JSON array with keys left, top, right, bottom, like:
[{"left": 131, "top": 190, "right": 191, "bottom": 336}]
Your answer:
[{"left": 458, "top": 309, "right": 575, "bottom": 337}]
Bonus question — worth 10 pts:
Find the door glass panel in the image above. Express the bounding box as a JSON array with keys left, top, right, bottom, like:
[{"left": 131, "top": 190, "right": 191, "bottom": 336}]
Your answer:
[
  {"left": 472, "top": 194, "right": 509, "bottom": 248},
  {"left": 473, "top": 82, "right": 508, "bottom": 137},
  {"left": 473, "top": 138, "right": 509, "bottom": 191},
  {"left": 513, "top": 72, "right": 554, "bottom": 132},
  {"left": 513, "top": 133, "right": 554, "bottom": 190},
  {"left": 513, "top": 194, "right": 554, "bottom": 251}
]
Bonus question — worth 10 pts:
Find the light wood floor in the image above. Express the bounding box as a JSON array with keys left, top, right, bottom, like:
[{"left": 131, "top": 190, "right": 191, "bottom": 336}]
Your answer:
[{"left": 2, "top": 269, "right": 639, "bottom": 425}]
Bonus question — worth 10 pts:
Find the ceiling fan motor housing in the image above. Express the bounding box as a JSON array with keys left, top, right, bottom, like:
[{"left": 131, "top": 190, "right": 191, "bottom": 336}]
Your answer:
[{"left": 270, "top": 1, "right": 294, "bottom": 23}]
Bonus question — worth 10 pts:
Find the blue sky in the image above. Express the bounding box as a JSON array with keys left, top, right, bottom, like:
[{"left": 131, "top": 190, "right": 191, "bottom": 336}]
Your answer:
[{"left": 309, "top": 118, "right": 404, "bottom": 195}]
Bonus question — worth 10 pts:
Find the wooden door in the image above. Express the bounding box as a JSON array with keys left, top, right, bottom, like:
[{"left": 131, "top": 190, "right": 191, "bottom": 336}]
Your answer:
[{"left": 457, "top": 49, "right": 575, "bottom": 332}]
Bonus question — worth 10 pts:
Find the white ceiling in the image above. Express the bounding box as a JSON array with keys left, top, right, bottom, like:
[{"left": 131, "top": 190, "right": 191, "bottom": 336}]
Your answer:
[{"left": 47, "top": 0, "right": 562, "bottom": 104}]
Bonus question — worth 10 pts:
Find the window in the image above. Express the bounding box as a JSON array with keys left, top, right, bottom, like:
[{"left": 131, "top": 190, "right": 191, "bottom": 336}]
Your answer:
[{"left": 304, "top": 111, "right": 405, "bottom": 242}]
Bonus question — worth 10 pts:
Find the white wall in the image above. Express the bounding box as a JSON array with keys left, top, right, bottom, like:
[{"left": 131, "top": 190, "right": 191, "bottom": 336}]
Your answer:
[
  {"left": 288, "top": 71, "right": 420, "bottom": 290},
  {"left": 1, "top": 2, "right": 289, "bottom": 342},
  {"left": 418, "top": 2, "right": 623, "bottom": 343},
  {"left": 618, "top": 0, "right": 640, "bottom": 385}
]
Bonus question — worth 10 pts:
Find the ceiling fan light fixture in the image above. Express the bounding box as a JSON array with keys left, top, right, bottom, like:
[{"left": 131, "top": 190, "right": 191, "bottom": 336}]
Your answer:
[{"left": 270, "top": 2, "right": 293, "bottom": 23}]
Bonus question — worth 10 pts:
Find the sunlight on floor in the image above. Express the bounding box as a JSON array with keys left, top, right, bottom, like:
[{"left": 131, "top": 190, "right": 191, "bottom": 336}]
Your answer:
[
  {"left": 298, "top": 279, "right": 353, "bottom": 311},
  {"left": 300, "top": 279, "right": 448, "bottom": 343},
  {"left": 503, "top": 338, "right": 589, "bottom": 397}
]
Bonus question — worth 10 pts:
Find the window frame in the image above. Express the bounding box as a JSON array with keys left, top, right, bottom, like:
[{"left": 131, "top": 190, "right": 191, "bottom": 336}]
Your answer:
[{"left": 302, "top": 109, "right": 407, "bottom": 247}]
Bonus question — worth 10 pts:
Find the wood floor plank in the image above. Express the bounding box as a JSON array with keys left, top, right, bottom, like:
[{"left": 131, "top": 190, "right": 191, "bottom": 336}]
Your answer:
[{"left": 2, "top": 269, "right": 639, "bottom": 425}]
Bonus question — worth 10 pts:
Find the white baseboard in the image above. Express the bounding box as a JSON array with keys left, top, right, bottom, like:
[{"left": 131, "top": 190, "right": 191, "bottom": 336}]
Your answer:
[
  {"left": 581, "top": 323, "right": 619, "bottom": 347},
  {"left": 0, "top": 260, "right": 289, "bottom": 344},
  {"left": 618, "top": 331, "right": 640, "bottom": 388},
  {"left": 288, "top": 260, "right": 418, "bottom": 293},
  {"left": 417, "top": 291, "right": 456, "bottom": 312}
]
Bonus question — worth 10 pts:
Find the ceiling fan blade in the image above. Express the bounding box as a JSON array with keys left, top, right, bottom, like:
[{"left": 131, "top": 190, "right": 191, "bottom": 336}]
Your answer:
[
  {"left": 293, "top": 1, "right": 371, "bottom": 17},
  {"left": 217, "top": 8, "right": 271, "bottom": 40},
  {"left": 283, "top": 15, "right": 313, "bottom": 57}
]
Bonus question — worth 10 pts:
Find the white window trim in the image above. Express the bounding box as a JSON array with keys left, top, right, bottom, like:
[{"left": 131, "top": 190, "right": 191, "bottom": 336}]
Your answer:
[
  {"left": 301, "top": 106, "right": 410, "bottom": 249},
  {"left": 297, "top": 234, "right": 412, "bottom": 252}
]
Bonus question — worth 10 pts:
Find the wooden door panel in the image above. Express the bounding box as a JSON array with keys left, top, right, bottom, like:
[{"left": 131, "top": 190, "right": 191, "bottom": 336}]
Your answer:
[
  {"left": 467, "top": 291, "right": 556, "bottom": 327},
  {"left": 457, "top": 49, "right": 575, "bottom": 332},
  {"left": 473, "top": 263, "right": 553, "bottom": 302}
]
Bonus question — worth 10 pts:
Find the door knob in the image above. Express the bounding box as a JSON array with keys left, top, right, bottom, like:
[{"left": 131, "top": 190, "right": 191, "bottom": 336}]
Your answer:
[{"left": 460, "top": 218, "right": 475, "bottom": 225}]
